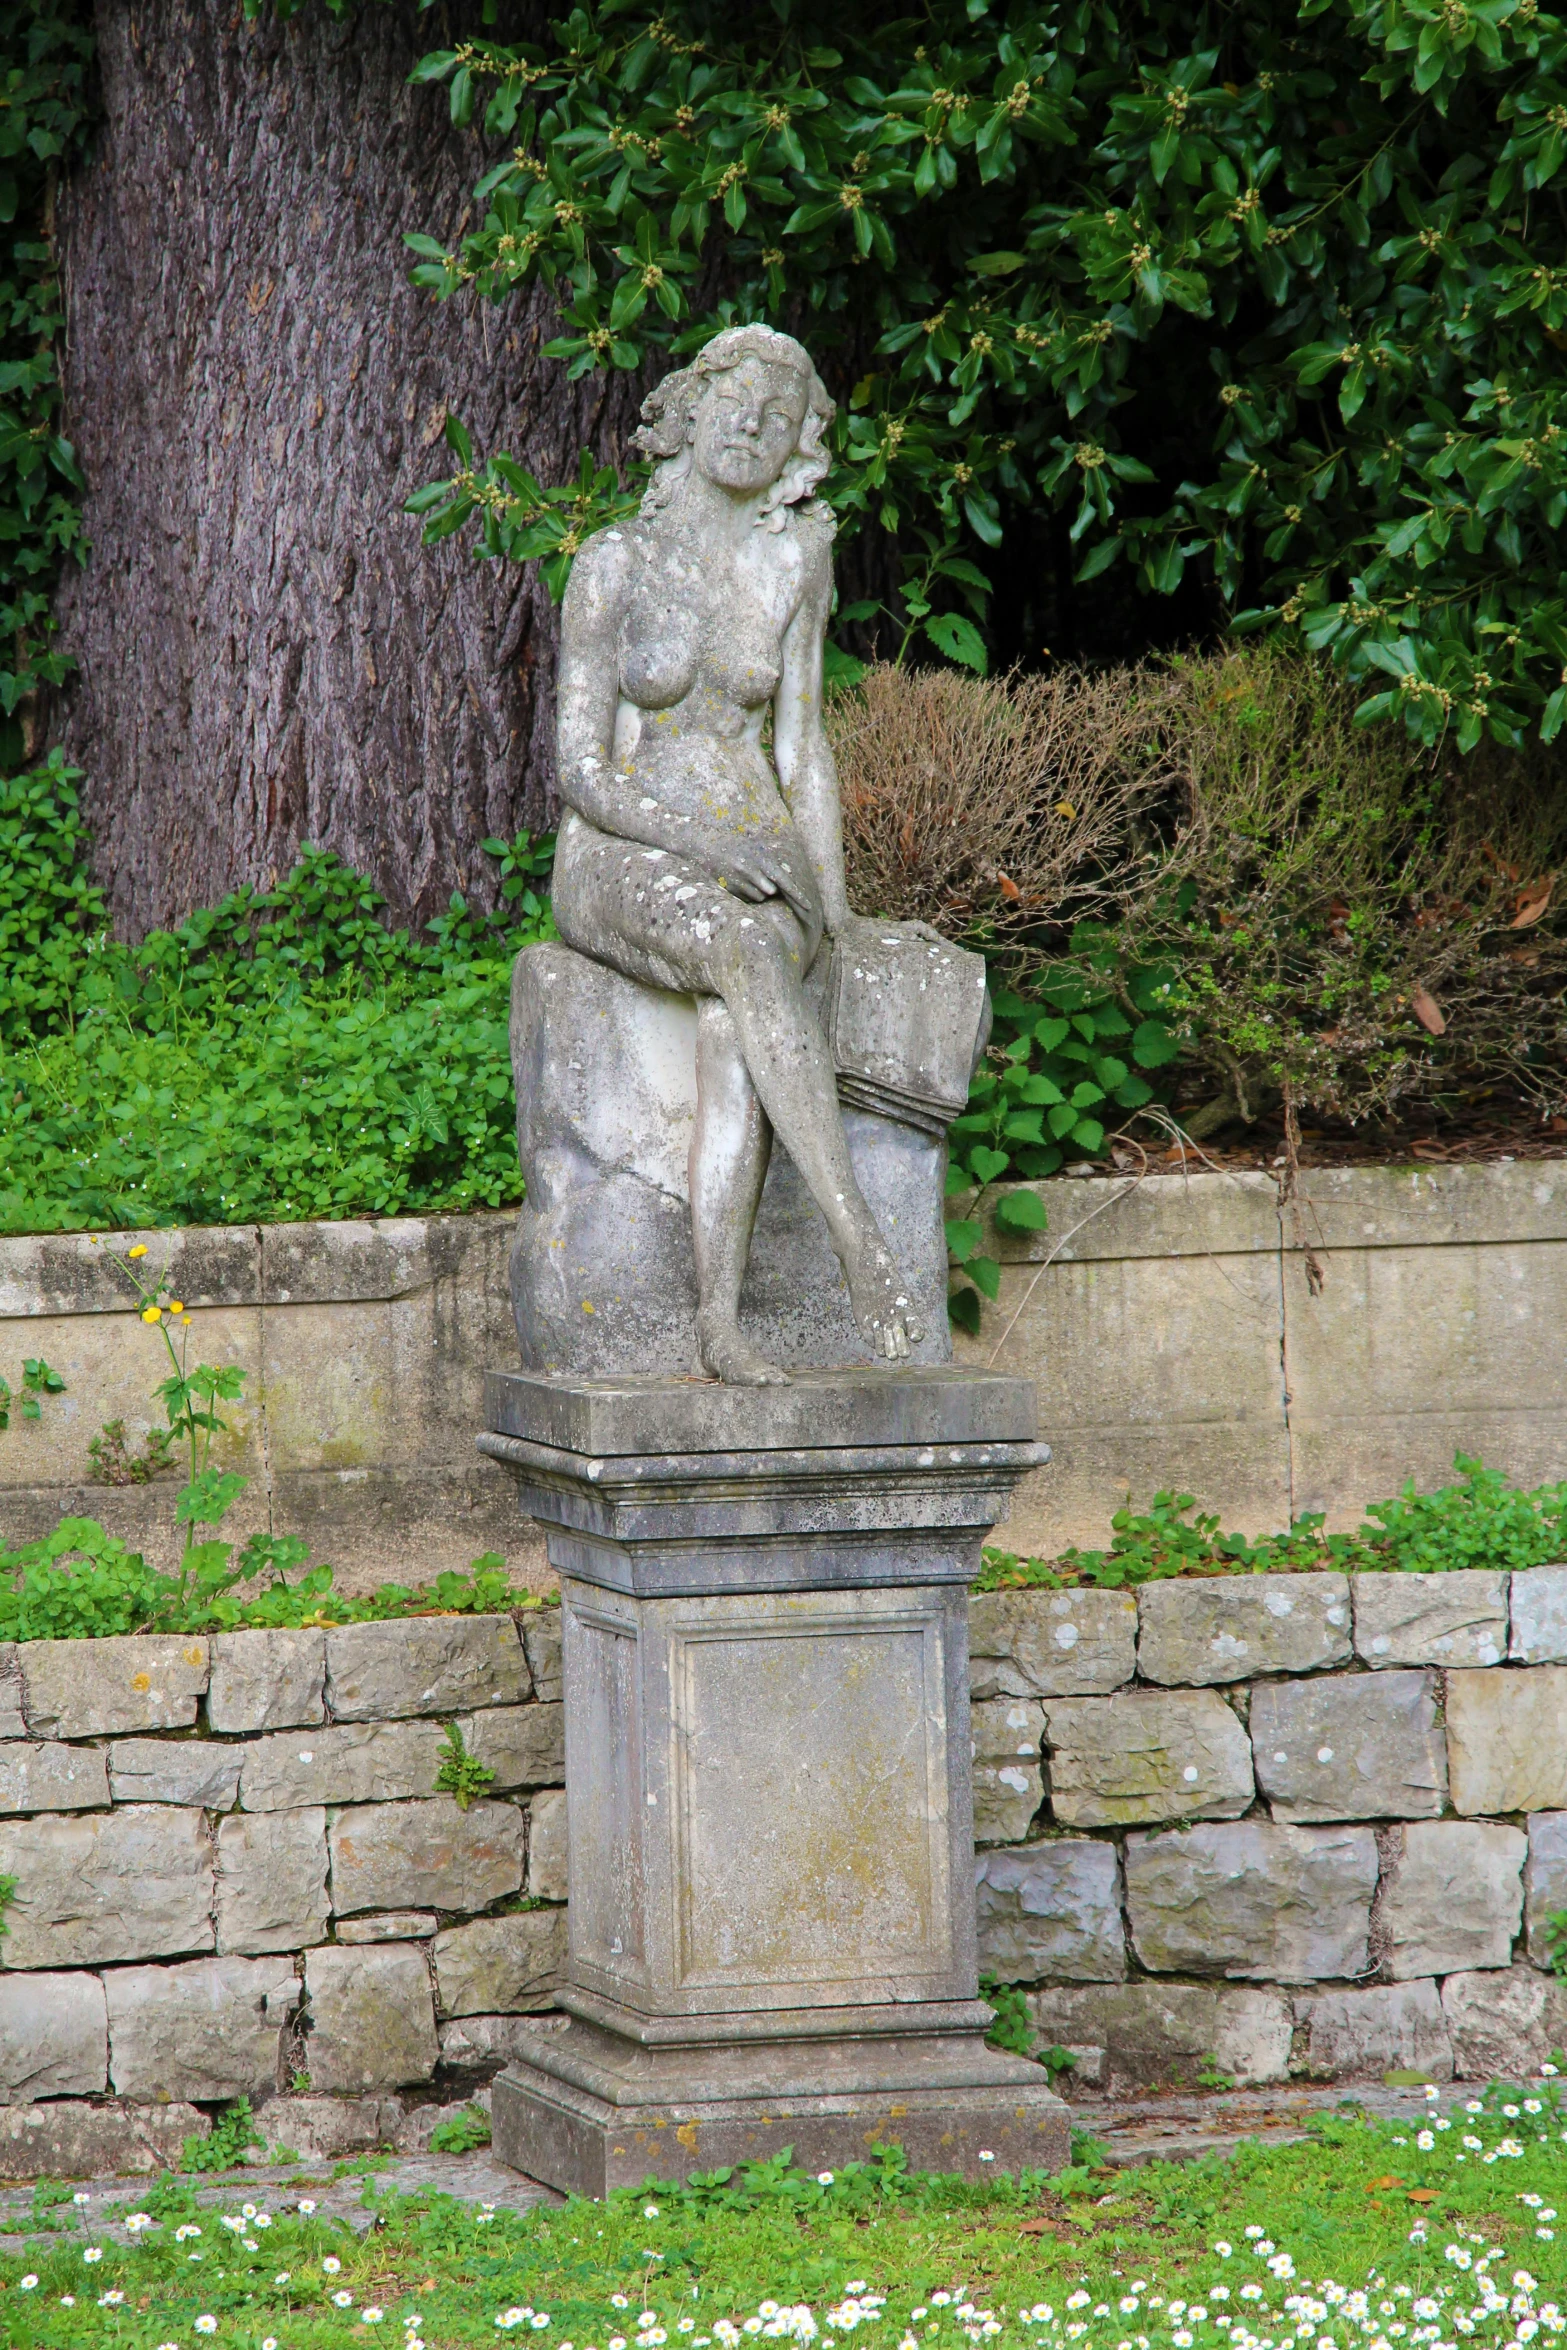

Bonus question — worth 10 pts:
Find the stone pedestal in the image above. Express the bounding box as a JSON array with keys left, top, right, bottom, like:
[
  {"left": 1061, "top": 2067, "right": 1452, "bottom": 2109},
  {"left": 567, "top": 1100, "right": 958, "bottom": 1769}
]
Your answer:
[{"left": 476, "top": 1366, "right": 1071, "bottom": 2195}]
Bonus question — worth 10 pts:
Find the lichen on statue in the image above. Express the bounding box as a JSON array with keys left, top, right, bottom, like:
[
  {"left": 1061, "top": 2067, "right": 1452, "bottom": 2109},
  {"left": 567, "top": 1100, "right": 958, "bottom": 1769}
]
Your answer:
[{"left": 551, "top": 324, "right": 944, "bottom": 1385}]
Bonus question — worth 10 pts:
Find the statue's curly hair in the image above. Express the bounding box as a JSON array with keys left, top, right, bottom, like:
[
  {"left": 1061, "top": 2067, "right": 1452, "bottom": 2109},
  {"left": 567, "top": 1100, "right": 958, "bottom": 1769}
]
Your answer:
[{"left": 633, "top": 325, "right": 835, "bottom": 523}]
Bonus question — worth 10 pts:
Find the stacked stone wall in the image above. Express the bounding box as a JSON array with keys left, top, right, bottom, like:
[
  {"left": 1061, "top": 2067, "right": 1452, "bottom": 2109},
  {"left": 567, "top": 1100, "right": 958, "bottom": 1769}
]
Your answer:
[
  {"left": 971, "top": 1565, "right": 1567, "bottom": 2093},
  {"left": 0, "top": 1570, "right": 1560, "bottom": 2178},
  {"left": 0, "top": 1611, "right": 564, "bottom": 2175}
]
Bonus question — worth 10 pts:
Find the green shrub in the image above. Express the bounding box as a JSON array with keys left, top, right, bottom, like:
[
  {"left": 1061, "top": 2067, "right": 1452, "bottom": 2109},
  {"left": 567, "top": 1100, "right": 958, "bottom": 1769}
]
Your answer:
[
  {"left": 975, "top": 1453, "right": 1567, "bottom": 1589},
  {"left": 0, "top": 759, "right": 554, "bottom": 1235}
]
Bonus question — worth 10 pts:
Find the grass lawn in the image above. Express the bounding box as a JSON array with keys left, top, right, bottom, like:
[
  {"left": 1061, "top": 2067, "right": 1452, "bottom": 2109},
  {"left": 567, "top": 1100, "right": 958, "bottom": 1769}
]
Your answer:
[{"left": 0, "top": 2089, "right": 1561, "bottom": 2350}]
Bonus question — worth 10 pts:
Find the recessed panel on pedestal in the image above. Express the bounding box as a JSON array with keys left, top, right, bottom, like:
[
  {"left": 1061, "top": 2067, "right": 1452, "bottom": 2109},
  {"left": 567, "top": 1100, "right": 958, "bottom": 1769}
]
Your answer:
[{"left": 672, "top": 1610, "right": 949, "bottom": 1991}]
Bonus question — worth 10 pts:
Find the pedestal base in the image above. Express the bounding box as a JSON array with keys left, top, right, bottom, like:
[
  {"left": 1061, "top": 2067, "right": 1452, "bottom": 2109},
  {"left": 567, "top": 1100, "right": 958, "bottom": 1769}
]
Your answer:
[
  {"left": 491, "top": 2010, "right": 1071, "bottom": 2195},
  {"left": 479, "top": 1366, "right": 1065, "bottom": 2197}
]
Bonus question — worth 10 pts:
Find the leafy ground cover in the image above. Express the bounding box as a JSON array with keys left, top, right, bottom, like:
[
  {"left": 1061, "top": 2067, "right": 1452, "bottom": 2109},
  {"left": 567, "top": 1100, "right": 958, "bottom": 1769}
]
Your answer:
[
  {"left": 0, "top": 761, "right": 554, "bottom": 1236},
  {"left": 975, "top": 1458, "right": 1567, "bottom": 1590},
  {"left": 0, "top": 2089, "right": 1562, "bottom": 2350},
  {"left": 0, "top": 1519, "right": 556, "bottom": 1640}
]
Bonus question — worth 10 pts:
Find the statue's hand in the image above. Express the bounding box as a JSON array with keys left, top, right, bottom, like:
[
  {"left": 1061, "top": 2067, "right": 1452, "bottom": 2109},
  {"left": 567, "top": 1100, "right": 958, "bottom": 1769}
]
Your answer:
[{"left": 705, "top": 840, "right": 822, "bottom": 930}]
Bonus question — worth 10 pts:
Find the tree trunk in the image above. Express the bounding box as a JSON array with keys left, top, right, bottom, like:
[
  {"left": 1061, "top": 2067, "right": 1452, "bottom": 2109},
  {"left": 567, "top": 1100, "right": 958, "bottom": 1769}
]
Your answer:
[{"left": 54, "top": 0, "right": 642, "bottom": 937}]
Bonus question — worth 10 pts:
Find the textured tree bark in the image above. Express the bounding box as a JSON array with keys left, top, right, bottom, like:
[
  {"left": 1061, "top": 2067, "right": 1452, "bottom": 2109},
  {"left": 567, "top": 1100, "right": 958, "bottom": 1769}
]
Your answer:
[{"left": 53, "top": 0, "right": 643, "bottom": 936}]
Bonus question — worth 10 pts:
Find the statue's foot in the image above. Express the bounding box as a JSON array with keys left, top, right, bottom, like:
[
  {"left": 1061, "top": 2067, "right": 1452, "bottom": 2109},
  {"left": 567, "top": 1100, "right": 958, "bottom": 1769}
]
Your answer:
[
  {"left": 847, "top": 1243, "right": 924, "bottom": 1362},
  {"left": 697, "top": 1308, "right": 792, "bottom": 1386}
]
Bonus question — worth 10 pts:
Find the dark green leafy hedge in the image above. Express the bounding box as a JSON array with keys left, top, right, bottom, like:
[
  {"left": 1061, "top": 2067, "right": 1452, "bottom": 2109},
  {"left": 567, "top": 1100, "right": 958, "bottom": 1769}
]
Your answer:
[
  {"left": 0, "top": 7, "right": 90, "bottom": 747},
  {"left": 398, "top": 0, "right": 1567, "bottom": 751}
]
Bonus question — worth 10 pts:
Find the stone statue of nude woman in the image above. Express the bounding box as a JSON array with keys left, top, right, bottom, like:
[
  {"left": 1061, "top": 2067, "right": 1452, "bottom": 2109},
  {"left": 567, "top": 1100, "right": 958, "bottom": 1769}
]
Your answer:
[{"left": 550, "top": 324, "right": 932, "bottom": 1386}]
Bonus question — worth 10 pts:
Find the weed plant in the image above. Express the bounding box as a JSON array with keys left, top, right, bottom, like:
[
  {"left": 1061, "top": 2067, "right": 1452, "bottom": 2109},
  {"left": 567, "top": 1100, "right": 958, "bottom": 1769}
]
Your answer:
[
  {"left": 0, "top": 2090, "right": 1563, "bottom": 2350},
  {"left": 976, "top": 1457, "right": 1567, "bottom": 1591}
]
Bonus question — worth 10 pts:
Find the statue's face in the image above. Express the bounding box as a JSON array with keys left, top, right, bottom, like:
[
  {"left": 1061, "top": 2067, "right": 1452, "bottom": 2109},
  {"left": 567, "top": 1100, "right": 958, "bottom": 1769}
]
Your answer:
[{"left": 691, "top": 357, "right": 809, "bottom": 494}]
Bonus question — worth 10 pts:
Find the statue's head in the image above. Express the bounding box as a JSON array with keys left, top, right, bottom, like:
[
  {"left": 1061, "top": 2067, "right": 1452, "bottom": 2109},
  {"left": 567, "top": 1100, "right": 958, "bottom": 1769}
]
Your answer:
[{"left": 634, "top": 326, "right": 834, "bottom": 520}]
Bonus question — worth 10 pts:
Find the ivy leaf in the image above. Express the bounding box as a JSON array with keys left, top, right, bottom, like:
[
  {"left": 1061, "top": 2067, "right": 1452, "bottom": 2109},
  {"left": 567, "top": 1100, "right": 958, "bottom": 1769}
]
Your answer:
[
  {"left": 1132, "top": 1019, "right": 1182, "bottom": 1067},
  {"left": 947, "top": 1285, "right": 983, "bottom": 1335},
  {"left": 944, "top": 1217, "right": 983, "bottom": 1263},
  {"left": 924, "top": 612, "right": 989, "bottom": 673},
  {"left": 968, "top": 1252, "right": 1002, "bottom": 1301},
  {"left": 994, "top": 1189, "right": 1048, "bottom": 1233}
]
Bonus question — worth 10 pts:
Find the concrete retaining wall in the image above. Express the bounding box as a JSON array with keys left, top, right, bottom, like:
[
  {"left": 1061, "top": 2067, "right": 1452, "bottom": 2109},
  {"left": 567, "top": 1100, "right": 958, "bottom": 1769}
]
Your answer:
[
  {"left": 955, "top": 1157, "right": 1567, "bottom": 1555},
  {"left": 6, "top": 1161, "right": 1564, "bottom": 1583},
  {"left": 0, "top": 1608, "right": 564, "bottom": 2175},
  {"left": 972, "top": 1563, "right": 1567, "bottom": 2096},
  {"left": 0, "top": 1219, "right": 534, "bottom": 1589}
]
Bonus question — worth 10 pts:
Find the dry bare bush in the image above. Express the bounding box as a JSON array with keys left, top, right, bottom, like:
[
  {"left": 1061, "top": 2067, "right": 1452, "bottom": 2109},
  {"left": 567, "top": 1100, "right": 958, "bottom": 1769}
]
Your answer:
[
  {"left": 827, "top": 660, "right": 1183, "bottom": 946},
  {"left": 829, "top": 648, "right": 1567, "bottom": 1132}
]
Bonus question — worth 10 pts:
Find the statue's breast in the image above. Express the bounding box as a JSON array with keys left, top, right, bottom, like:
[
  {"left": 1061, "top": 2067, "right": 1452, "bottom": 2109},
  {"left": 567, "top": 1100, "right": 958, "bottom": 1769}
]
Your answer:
[
  {"left": 618, "top": 552, "right": 785, "bottom": 719},
  {"left": 618, "top": 595, "right": 699, "bottom": 710}
]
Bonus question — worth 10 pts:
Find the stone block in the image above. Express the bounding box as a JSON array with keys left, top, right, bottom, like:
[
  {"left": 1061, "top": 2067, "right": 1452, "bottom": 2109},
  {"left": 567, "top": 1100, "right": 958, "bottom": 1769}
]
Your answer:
[
  {"left": 337, "top": 1911, "right": 438, "bottom": 1944},
  {"left": 255, "top": 2094, "right": 403, "bottom": 2158},
  {"left": 324, "top": 1616, "right": 530, "bottom": 1721},
  {"left": 974, "top": 1839, "right": 1125, "bottom": 1983},
  {"left": 215, "top": 1810, "right": 329, "bottom": 1956},
  {"left": 106, "top": 1955, "right": 300, "bottom": 2101},
  {"left": 0, "top": 1651, "right": 24, "bottom": 1741},
  {"left": 0, "top": 1971, "right": 107, "bottom": 2100},
  {"left": 458, "top": 1703, "right": 565, "bottom": 1791},
  {"left": 0, "top": 2098, "right": 206, "bottom": 2178},
  {"left": 1041, "top": 1690, "right": 1254, "bottom": 1828},
  {"left": 304, "top": 1943, "right": 439, "bottom": 2093},
  {"left": 1447, "top": 1667, "right": 1567, "bottom": 1814},
  {"left": 0, "top": 1805, "right": 213, "bottom": 1967},
  {"left": 1443, "top": 1965, "right": 1552, "bottom": 2080},
  {"left": 971, "top": 1698, "right": 1044, "bottom": 1842},
  {"left": 967, "top": 1588, "right": 1136, "bottom": 1699},
  {"left": 1526, "top": 1811, "right": 1567, "bottom": 1971},
  {"left": 238, "top": 1719, "right": 446, "bottom": 1812},
  {"left": 1137, "top": 1574, "right": 1352, "bottom": 1687},
  {"left": 1352, "top": 1571, "right": 1507, "bottom": 1668},
  {"left": 438, "top": 2012, "right": 547, "bottom": 2070},
  {"left": 207, "top": 1628, "right": 326, "bottom": 1732},
  {"left": 526, "top": 1790, "right": 568, "bottom": 1903},
  {"left": 1025, "top": 1981, "right": 1292, "bottom": 2092},
  {"left": 1382, "top": 1820, "right": 1526, "bottom": 1978},
  {"left": 507, "top": 942, "right": 952, "bottom": 1376},
  {"left": 1293, "top": 1980, "right": 1453, "bottom": 2083},
  {"left": 108, "top": 1738, "right": 242, "bottom": 1808},
  {"left": 0, "top": 1740, "right": 107, "bottom": 1814},
  {"left": 21, "top": 1634, "right": 210, "bottom": 1737},
  {"left": 1511, "top": 1564, "right": 1567, "bottom": 1664},
  {"left": 328, "top": 1798, "right": 525, "bottom": 1917},
  {"left": 431, "top": 1909, "right": 565, "bottom": 2017},
  {"left": 1125, "top": 1821, "right": 1377, "bottom": 1981},
  {"left": 1251, "top": 1671, "right": 1447, "bottom": 1822},
  {"left": 523, "top": 1611, "right": 562, "bottom": 1702}
]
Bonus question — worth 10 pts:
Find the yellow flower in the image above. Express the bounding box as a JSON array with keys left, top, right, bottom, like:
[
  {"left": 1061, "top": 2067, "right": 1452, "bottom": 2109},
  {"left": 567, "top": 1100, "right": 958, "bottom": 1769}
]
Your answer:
[
  {"left": 168, "top": 1301, "right": 184, "bottom": 1314},
  {"left": 140, "top": 1306, "right": 162, "bottom": 1325},
  {"left": 127, "top": 1244, "right": 148, "bottom": 1260}
]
